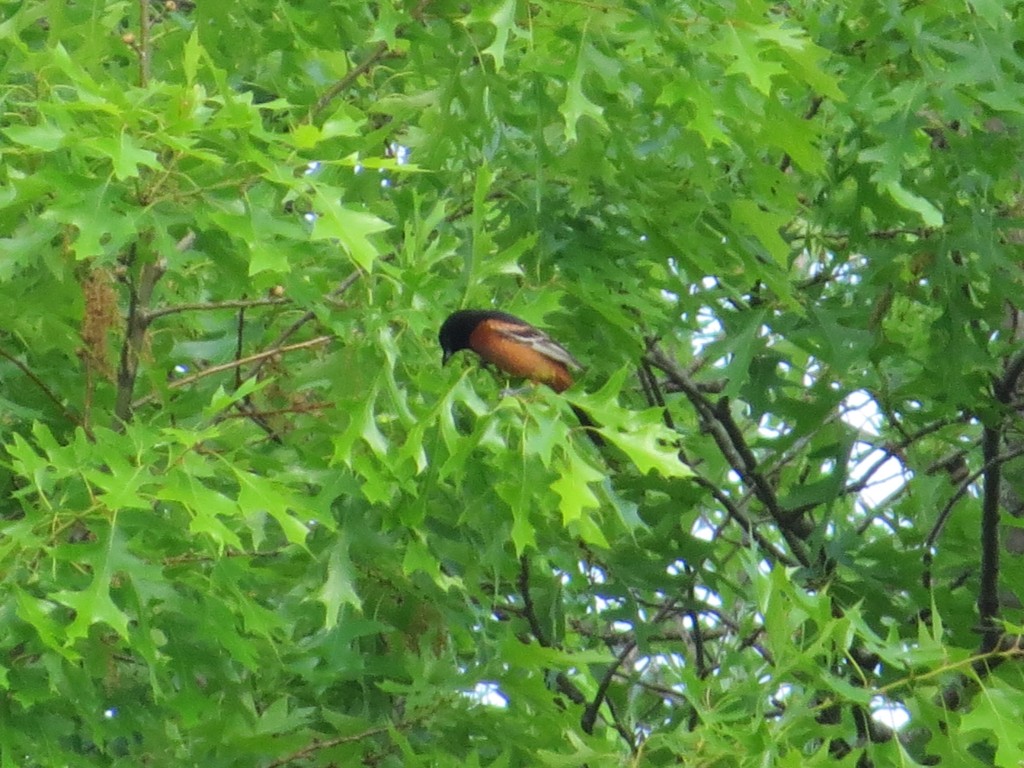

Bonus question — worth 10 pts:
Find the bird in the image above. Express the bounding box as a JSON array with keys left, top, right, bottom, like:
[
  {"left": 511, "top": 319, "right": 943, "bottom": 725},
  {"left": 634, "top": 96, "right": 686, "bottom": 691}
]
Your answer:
[{"left": 438, "top": 309, "right": 603, "bottom": 444}]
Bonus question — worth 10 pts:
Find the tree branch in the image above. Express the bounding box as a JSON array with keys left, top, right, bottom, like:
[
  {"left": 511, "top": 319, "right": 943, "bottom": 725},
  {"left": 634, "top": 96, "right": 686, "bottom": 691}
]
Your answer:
[
  {"left": 137, "top": 0, "right": 151, "bottom": 87},
  {"left": 309, "top": 0, "right": 432, "bottom": 119},
  {"left": 581, "top": 598, "right": 678, "bottom": 743},
  {"left": 644, "top": 343, "right": 814, "bottom": 566},
  {"left": 247, "top": 265, "right": 368, "bottom": 381},
  {"left": 689, "top": 475, "right": 797, "bottom": 566},
  {"left": 114, "top": 250, "right": 165, "bottom": 426},
  {"left": 0, "top": 346, "right": 82, "bottom": 428},
  {"left": 978, "top": 424, "right": 1002, "bottom": 653},
  {"left": 265, "top": 724, "right": 390, "bottom": 768},
  {"left": 131, "top": 335, "right": 332, "bottom": 410},
  {"left": 166, "top": 336, "right": 331, "bottom": 392},
  {"left": 144, "top": 297, "right": 289, "bottom": 322},
  {"left": 996, "top": 347, "right": 1024, "bottom": 402},
  {"left": 517, "top": 556, "right": 633, "bottom": 746},
  {"left": 923, "top": 443, "right": 1024, "bottom": 572},
  {"left": 517, "top": 555, "right": 549, "bottom": 645},
  {"left": 312, "top": 42, "right": 391, "bottom": 119}
]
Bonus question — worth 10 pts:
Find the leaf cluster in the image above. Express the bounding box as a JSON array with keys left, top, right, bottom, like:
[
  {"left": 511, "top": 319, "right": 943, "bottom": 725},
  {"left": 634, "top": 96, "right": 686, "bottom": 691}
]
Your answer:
[{"left": 1, "top": 1, "right": 1023, "bottom": 766}]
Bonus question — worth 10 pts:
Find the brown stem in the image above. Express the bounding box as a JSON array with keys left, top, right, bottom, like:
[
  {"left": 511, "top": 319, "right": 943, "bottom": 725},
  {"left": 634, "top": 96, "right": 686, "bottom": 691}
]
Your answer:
[
  {"left": 131, "top": 335, "right": 333, "bottom": 410},
  {"left": 0, "top": 346, "right": 81, "bottom": 428},
  {"left": 114, "top": 252, "right": 165, "bottom": 426},
  {"left": 144, "top": 297, "right": 289, "bottom": 322},
  {"left": 978, "top": 426, "right": 1002, "bottom": 653},
  {"left": 645, "top": 343, "right": 814, "bottom": 566},
  {"left": 247, "top": 266, "right": 368, "bottom": 381},
  {"left": 137, "top": 0, "right": 150, "bottom": 87}
]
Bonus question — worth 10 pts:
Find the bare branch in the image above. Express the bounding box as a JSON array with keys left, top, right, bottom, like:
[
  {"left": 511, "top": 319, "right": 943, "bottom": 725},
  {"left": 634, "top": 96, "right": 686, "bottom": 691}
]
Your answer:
[
  {"left": 645, "top": 343, "right": 814, "bottom": 566},
  {"left": 997, "top": 347, "right": 1024, "bottom": 402},
  {"left": 581, "top": 597, "right": 678, "bottom": 742},
  {"left": 114, "top": 253, "right": 165, "bottom": 426},
  {"left": 137, "top": 0, "right": 151, "bottom": 87},
  {"left": 978, "top": 425, "right": 1002, "bottom": 652},
  {"left": 309, "top": 0, "right": 432, "bottom": 119},
  {"left": 518, "top": 556, "right": 634, "bottom": 748},
  {"left": 311, "top": 42, "right": 391, "bottom": 118},
  {"left": 247, "top": 266, "right": 367, "bottom": 381},
  {"left": 923, "top": 443, "right": 1024, "bottom": 586},
  {"left": 144, "top": 297, "right": 289, "bottom": 322},
  {"left": 0, "top": 346, "right": 81, "bottom": 427},
  {"left": 131, "top": 335, "right": 332, "bottom": 410}
]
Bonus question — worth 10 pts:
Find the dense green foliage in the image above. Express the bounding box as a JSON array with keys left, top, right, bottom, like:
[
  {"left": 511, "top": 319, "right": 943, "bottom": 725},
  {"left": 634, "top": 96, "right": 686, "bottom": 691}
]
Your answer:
[{"left": 2, "top": 0, "right": 1023, "bottom": 765}]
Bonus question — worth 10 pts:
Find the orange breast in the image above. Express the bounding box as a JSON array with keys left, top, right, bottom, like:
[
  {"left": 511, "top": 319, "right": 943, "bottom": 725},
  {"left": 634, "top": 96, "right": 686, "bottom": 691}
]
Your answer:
[{"left": 469, "top": 324, "right": 574, "bottom": 392}]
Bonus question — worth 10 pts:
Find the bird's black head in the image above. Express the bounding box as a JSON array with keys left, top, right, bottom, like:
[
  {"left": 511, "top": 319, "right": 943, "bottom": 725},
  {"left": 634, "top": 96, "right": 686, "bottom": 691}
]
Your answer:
[
  {"left": 438, "top": 309, "right": 521, "bottom": 365},
  {"left": 439, "top": 309, "right": 483, "bottom": 365}
]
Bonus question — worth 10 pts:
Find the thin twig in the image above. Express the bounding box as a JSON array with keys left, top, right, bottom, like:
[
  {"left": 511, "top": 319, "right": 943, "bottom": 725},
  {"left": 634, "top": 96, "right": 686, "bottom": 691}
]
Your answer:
[
  {"left": 309, "top": 0, "right": 433, "bottom": 118},
  {"left": 163, "top": 548, "right": 287, "bottom": 565},
  {"left": 131, "top": 335, "right": 332, "bottom": 410},
  {"left": 638, "top": 358, "right": 676, "bottom": 430},
  {"left": 144, "top": 297, "right": 289, "bottom": 322},
  {"left": 0, "top": 346, "right": 81, "bottom": 426},
  {"left": 171, "top": 336, "right": 331, "bottom": 391},
  {"left": 265, "top": 725, "right": 391, "bottom": 768},
  {"left": 978, "top": 425, "right": 1002, "bottom": 653},
  {"left": 218, "top": 402, "right": 334, "bottom": 419},
  {"left": 517, "top": 556, "right": 631, "bottom": 743},
  {"left": 137, "top": 0, "right": 150, "bottom": 87},
  {"left": 689, "top": 475, "right": 797, "bottom": 566},
  {"left": 581, "top": 598, "right": 679, "bottom": 744},
  {"left": 247, "top": 267, "right": 367, "bottom": 381},
  {"left": 923, "top": 444, "right": 1024, "bottom": 565},
  {"left": 518, "top": 555, "right": 549, "bottom": 645},
  {"left": 311, "top": 42, "right": 390, "bottom": 119},
  {"left": 234, "top": 302, "right": 246, "bottom": 390},
  {"left": 645, "top": 343, "right": 813, "bottom": 566},
  {"left": 114, "top": 249, "right": 165, "bottom": 426}
]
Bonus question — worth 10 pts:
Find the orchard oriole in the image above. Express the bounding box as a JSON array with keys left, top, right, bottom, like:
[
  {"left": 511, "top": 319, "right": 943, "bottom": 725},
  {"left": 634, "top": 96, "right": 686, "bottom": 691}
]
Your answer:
[{"left": 439, "top": 309, "right": 603, "bottom": 444}]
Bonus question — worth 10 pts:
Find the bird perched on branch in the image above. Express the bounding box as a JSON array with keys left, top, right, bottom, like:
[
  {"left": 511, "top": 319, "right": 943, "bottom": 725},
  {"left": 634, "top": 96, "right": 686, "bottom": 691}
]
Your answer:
[{"left": 438, "top": 309, "right": 603, "bottom": 444}]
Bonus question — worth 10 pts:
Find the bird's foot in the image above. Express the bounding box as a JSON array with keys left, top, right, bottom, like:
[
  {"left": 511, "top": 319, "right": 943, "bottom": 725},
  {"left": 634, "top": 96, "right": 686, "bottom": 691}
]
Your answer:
[{"left": 499, "top": 386, "right": 532, "bottom": 398}]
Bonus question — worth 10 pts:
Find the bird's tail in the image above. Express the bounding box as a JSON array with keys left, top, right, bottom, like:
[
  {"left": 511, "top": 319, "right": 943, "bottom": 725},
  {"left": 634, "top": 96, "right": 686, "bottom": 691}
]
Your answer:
[{"left": 570, "top": 404, "right": 605, "bottom": 447}]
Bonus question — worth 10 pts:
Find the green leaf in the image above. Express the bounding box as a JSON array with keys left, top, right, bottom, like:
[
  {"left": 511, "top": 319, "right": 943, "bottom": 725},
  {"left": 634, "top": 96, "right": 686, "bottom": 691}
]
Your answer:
[
  {"left": 470, "top": 162, "right": 496, "bottom": 273},
  {"left": 607, "top": 426, "right": 693, "bottom": 479},
  {"left": 2, "top": 122, "right": 65, "bottom": 150},
  {"left": 183, "top": 28, "right": 202, "bottom": 84},
  {"left": 14, "top": 588, "right": 77, "bottom": 660},
  {"left": 39, "top": 177, "right": 139, "bottom": 259},
  {"left": 318, "top": 541, "right": 362, "bottom": 628},
  {"left": 685, "top": 82, "right": 731, "bottom": 147},
  {"left": 719, "top": 25, "right": 786, "bottom": 95},
  {"left": 235, "top": 470, "right": 311, "bottom": 547},
  {"left": 731, "top": 199, "right": 791, "bottom": 266},
  {"left": 959, "top": 683, "right": 1024, "bottom": 767},
  {"left": 561, "top": 43, "right": 606, "bottom": 142},
  {"left": 481, "top": 0, "right": 518, "bottom": 70},
  {"left": 495, "top": 475, "right": 536, "bottom": 555},
  {"left": 882, "top": 181, "right": 944, "bottom": 227},
  {"left": 310, "top": 189, "right": 391, "bottom": 271},
  {"left": 157, "top": 473, "right": 245, "bottom": 550},
  {"left": 112, "top": 132, "right": 162, "bottom": 180},
  {"left": 52, "top": 528, "right": 132, "bottom": 642},
  {"left": 551, "top": 449, "right": 602, "bottom": 526}
]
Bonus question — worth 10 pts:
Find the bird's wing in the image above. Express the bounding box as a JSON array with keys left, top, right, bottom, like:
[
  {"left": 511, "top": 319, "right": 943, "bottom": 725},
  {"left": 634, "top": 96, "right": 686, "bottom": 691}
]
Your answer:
[{"left": 491, "top": 321, "right": 583, "bottom": 371}]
